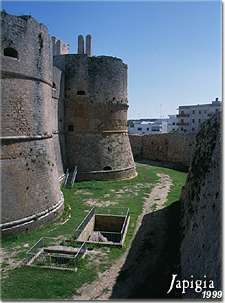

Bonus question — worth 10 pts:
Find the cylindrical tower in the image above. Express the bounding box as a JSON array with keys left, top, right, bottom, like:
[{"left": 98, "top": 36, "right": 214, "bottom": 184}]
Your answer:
[
  {"left": 54, "top": 39, "right": 137, "bottom": 180},
  {"left": 0, "top": 11, "right": 64, "bottom": 234}
]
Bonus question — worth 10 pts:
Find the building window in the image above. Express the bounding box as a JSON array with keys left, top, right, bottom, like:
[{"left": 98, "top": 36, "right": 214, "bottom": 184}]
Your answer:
[
  {"left": 192, "top": 119, "right": 195, "bottom": 123},
  {"left": 181, "top": 110, "right": 184, "bottom": 115},
  {"left": 172, "top": 122, "right": 175, "bottom": 125},
  {"left": 77, "top": 90, "right": 86, "bottom": 95},
  {"left": 68, "top": 125, "right": 74, "bottom": 132},
  {"left": 3, "top": 47, "right": 18, "bottom": 59},
  {"left": 137, "top": 127, "right": 142, "bottom": 131},
  {"left": 181, "top": 127, "right": 183, "bottom": 131},
  {"left": 147, "top": 128, "right": 149, "bottom": 131},
  {"left": 52, "top": 82, "right": 56, "bottom": 90},
  {"left": 199, "top": 119, "right": 201, "bottom": 123},
  {"left": 199, "top": 110, "right": 201, "bottom": 114},
  {"left": 181, "top": 119, "right": 184, "bottom": 123},
  {"left": 204, "top": 110, "right": 207, "bottom": 114},
  {"left": 192, "top": 110, "right": 195, "bottom": 114},
  {"left": 192, "top": 128, "right": 195, "bottom": 131},
  {"left": 184, "top": 129, "right": 187, "bottom": 132},
  {"left": 216, "top": 109, "right": 219, "bottom": 112}
]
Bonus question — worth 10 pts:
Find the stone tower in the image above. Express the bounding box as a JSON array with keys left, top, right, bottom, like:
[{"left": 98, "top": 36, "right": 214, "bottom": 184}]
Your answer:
[
  {"left": 0, "top": 11, "right": 64, "bottom": 234},
  {"left": 54, "top": 35, "right": 136, "bottom": 180}
]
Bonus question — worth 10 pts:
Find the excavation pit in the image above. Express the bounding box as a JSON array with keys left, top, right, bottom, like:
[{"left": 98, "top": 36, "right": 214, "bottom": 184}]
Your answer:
[
  {"left": 74, "top": 207, "right": 130, "bottom": 247},
  {"left": 26, "top": 237, "right": 87, "bottom": 271}
]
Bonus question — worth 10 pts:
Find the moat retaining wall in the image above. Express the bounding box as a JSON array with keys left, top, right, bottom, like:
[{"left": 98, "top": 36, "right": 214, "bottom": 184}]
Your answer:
[
  {"left": 129, "top": 133, "right": 195, "bottom": 170},
  {"left": 180, "top": 113, "right": 222, "bottom": 297}
]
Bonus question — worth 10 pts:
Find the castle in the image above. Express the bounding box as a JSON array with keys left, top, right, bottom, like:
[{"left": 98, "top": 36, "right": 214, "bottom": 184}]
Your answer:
[{"left": 0, "top": 11, "right": 136, "bottom": 234}]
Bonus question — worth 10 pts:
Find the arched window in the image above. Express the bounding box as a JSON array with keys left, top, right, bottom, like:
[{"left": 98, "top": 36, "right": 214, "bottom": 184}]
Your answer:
[{"left": 3, "top": 47, "right": 18, "bottom": 59}]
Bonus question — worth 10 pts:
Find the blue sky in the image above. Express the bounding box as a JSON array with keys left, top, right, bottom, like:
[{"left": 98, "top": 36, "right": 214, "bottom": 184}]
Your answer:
[{"left": 2, "top": 1, "right": 222, "bottom": 119}]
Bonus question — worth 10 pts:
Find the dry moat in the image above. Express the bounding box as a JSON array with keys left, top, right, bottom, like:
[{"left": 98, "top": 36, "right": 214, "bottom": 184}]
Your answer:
[{"left": 1, "top": 163, "right": 187, "bottom": 300}]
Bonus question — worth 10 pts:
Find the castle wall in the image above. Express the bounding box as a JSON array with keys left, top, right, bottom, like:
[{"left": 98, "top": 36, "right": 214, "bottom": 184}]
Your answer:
[
  {"left": 129, "top": 134, "right": 195, "bottom": 170},
  {"left": 54, "top": 54, "right": 136, "bottom": 180},
  {"left": 180, "top": 113, "right": 221, "bottom": 297},
  {"left": 51, "top": 36, "right": 69, "bottom": 56},
  {"left": 0, "top": 12, "right": 64, "bottom": 234}
]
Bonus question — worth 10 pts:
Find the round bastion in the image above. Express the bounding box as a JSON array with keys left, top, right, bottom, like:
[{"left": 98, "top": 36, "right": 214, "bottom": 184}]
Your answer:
[
  {"left": 0, "top": 11, "right": 64, "bottom": 234},
  {"left": 54, "top": 51, "right": 137, "bottom": 180}
]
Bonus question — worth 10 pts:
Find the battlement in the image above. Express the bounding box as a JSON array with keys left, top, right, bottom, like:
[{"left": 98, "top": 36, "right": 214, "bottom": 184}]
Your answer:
[{"left": 52, "top": 36, "right": 69, "bottom": 56}]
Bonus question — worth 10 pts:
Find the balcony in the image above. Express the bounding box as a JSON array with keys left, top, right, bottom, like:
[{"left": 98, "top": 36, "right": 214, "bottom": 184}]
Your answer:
[
  {"left": 177, "top": 122, "right": 189, "bottom": 126},
  {"left": 177, "top": 114, "right": 190, "bottom": 118}
]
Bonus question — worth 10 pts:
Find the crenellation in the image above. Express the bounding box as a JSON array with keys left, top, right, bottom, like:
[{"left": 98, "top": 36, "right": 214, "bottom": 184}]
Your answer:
[{"left": 52, "top": 36, "right": 69, "bottom": 56}]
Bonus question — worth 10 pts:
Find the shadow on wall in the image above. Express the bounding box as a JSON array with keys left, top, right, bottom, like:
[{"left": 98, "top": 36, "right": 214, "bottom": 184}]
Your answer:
[
  {"left": 136, "top": 159, "right": 188, "bottom": 172},
  {"left": 58, "top": 72, "right": 67, "bottom": 171},
  {"left": 180, "top": 112, "right": 222, "bottom": 297},
  {"left": 110, "top": 201, "right": 181, "bottom": 299}
]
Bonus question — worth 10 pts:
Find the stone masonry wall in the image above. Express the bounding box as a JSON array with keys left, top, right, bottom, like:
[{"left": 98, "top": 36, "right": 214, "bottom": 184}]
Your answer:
[
  {"left": 1, "top": 12, "right": 64, "bottom": 234},
  {"left": 180, "top": 113, "right": 221, "bottom": 297},
  {"left": 129, "top": 134, "right": 195, "bottom": 170},
  {"left": 1, "top": 138, "right": 63, "bottom": 232},
  {"left": 54, "top": 54, "right": 136, "bottom": 180}
]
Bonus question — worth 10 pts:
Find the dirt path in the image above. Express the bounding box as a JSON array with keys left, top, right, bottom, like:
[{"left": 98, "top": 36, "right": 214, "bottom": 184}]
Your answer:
[{"left": 72, "top": 173, "right": 172, "bottom": 300}]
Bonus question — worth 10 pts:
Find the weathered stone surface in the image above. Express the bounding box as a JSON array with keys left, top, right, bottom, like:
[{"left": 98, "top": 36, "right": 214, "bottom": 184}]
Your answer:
[
  {"left": 1, "top": 11, "right": 64, "bottom": 234},
  {"left": 129, "top": 133, "right": 195, "bottom": 170},
  {"left": 1, "top": 12, "right": 136, "bottom": 235},
  {"left": 180, "top": 113, "right": 221, "bottom": 297},
  {"left": 54, "top": 53, "right": 136, "bottom": 180}
]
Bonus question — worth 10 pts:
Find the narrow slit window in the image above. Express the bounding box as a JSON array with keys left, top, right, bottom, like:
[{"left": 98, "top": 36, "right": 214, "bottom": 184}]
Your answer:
[
  {"left": 68, "top": 125, "right": 74, "bottom": 132},
  {"left": 77, "top": 90, "right": 86, "bottom": 95}
]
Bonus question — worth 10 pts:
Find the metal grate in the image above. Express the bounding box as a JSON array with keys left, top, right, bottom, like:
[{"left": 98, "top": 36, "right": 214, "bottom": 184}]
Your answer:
[{"left": 26, "top": 237, "right": 87, "bottom": 271}]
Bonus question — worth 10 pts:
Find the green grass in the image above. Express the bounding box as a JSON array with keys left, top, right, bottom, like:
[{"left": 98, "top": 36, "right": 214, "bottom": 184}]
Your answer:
[{"left": 1, "top": 163, "right": 187, "bottom": 300}]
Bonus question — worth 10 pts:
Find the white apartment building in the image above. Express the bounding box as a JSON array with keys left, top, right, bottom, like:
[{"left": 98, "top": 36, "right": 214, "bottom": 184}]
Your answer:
[
  {"left": 167, "top": 115, "right": 179, "bottom": 133},
  {"left": 128, "top": 119, "right": 169, "bottom": 135},
  {"left": 177, "top": 98, "right": 221, "bottom": 134}
]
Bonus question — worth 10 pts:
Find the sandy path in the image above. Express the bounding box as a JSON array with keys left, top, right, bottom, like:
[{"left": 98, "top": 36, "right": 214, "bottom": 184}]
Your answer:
[{"left": 72, "top": 173, "right": 172, "bottom": 300}]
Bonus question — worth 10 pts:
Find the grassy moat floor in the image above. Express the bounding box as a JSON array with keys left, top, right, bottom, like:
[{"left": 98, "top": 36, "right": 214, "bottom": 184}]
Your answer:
[{"left": 1, "top": 163, "right": 187, "bottom": 300}]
